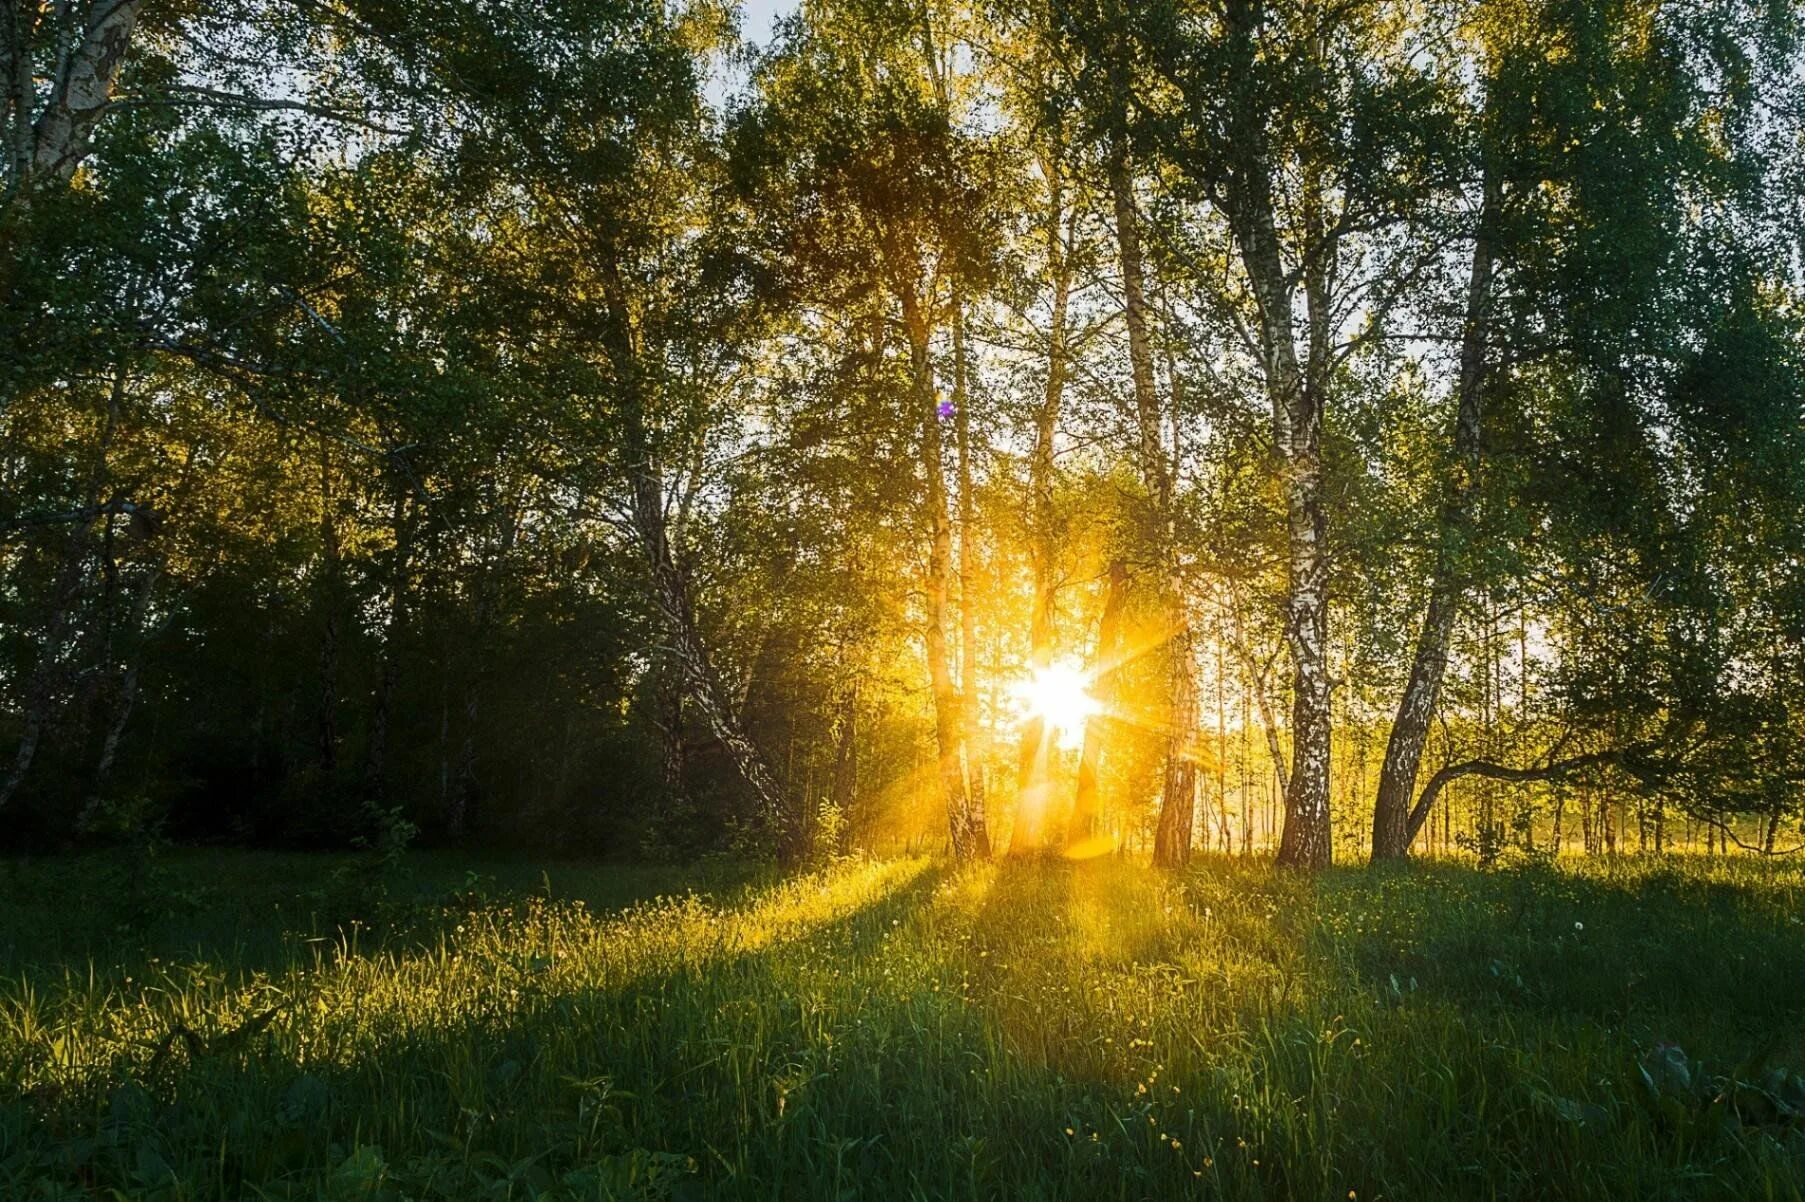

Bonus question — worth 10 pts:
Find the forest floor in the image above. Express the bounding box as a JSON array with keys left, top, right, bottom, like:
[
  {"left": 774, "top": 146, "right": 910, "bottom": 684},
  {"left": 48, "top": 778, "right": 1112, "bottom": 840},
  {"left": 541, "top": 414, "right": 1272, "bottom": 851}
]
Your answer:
[{"left": 0, "top": 848, "right": 1802, "bottom": 1200}]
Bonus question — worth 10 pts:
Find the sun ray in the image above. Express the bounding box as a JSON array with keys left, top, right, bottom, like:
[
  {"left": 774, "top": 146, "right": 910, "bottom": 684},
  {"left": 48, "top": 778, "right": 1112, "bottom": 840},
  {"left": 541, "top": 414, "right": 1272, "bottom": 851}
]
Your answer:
[{"left": 1010, "top": 660, "right": 1101, "bottom": 750}]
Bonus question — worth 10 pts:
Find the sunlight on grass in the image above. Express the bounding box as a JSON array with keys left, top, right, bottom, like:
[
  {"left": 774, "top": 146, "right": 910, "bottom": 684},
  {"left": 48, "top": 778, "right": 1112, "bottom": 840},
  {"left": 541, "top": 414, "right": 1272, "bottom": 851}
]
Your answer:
[
  {"left": 0, "top": 857, "right": 929, "bottom": 1093},
  {"left": 1, "top": 854, "right": 1803, "bottom": 1199}
]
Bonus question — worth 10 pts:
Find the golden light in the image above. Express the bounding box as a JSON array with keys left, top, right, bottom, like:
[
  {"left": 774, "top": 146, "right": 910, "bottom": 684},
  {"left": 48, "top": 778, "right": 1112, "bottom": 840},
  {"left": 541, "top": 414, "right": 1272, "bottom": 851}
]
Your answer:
[{"left": 1011, "top": 659, "right": 1099, "bottom": 750}]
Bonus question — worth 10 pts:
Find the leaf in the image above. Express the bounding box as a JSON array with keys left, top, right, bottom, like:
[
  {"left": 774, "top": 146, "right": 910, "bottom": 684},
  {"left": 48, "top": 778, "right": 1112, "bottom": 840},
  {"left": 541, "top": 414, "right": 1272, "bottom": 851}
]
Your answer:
[
  {"left": 329, "top": 1145, "right": 387, "bottom": 1196},
  {"left": 133, "top": 1140, "right": 174, "bottom": 1188},
  {"left": 279, "top": 1073, "right": 331, "bottom": 1125}
]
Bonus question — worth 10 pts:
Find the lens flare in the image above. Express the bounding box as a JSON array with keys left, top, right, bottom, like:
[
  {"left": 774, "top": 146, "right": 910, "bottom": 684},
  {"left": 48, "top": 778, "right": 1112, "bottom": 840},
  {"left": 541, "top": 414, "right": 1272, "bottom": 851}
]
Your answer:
[{"left": 1011, "top": 660, "right": 1099, "bottom": 749}]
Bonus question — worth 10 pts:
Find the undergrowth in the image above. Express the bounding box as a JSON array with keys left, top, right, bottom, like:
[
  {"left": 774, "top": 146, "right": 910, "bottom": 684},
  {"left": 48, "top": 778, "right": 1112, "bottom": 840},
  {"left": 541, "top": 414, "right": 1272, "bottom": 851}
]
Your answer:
[{"left": 0, "top": 851, "right": 1801, "bottom": 1200}]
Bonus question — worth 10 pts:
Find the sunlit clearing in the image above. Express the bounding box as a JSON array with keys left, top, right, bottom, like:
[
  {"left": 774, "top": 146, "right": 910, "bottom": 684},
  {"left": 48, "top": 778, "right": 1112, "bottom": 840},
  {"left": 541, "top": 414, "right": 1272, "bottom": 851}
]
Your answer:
[{"left": 1011, "top": 660, "right": 1099, "bottom": 750}]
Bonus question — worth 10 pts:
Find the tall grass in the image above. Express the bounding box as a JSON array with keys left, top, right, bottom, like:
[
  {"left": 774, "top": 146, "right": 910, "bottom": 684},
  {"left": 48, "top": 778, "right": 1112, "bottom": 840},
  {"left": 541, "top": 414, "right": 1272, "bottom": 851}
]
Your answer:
[{"left": 0, "top": 851, "right": 1801, "bottom": 1199}]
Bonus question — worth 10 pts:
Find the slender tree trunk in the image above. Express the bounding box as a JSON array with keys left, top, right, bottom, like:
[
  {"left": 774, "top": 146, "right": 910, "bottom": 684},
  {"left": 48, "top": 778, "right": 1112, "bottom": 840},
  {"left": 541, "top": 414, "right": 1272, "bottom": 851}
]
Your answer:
[
  {"left": 1235, "top": 201, "right": 1331, "bottom": 867},
  {"left": 0, "top": 527, "right": 87, "bottom": 811},
  {"left": 1111, "top": 128, "right": 1198, "bottom": 868},
  {"left": 363, "top": 487, "right": 414, "bottom": 795},
  {"left": 1220, "top": 6, "right": 1332, "bottom": 866},
  {"left": 901, "top": 297, "right": 981, "bottom": 860},
  {"left": 1070, "top": 560, "right": 1129, "bottom": 844},
  {"left": 1109, "top": 136, "right": 1167, "bottom": 508},
  {"left": 653, "top": 650, "right": 687, "bottom": 817},
  {"left": 953, "top": 300, "right": 992, "bottom": 858},
  {"left": 599, "top": 265, "right": 799, "bottom": 860},
  {"left": 1372, "top": 172, "right": 1501, "bottom": 861},
  {"left": 1018, "top": 149, "right": 1071, "bottom": 846},
  {"left": 315, "top": 437, "right": 342, "bottom": 775},
  {"left": 3, "top": 360, "right": 131, "bottom": 811},
  {"left": 904, "top": 3, "right": 982, "bottom": 860},
  {"left": 1153, "top": 621, "right": 1199, "bottom": 867},
  {"left": 628, "top": 457, "right": 801, "bottom": 859},
  {"left": 79, "top": 560, "right": 162, "bottom": 824},
  {"left": 831, "top": 682, "right": 858, "bottom": 815}
]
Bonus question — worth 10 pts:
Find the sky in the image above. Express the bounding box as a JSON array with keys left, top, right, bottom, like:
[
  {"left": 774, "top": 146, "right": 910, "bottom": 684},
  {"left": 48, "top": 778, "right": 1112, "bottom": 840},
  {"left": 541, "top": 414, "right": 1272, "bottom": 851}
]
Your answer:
[
  {"left": 705, "top": 0, "right": 797, "bottom": 109},
  {"left": 739, "top": 0, "right": 796, "bottom": 47}
]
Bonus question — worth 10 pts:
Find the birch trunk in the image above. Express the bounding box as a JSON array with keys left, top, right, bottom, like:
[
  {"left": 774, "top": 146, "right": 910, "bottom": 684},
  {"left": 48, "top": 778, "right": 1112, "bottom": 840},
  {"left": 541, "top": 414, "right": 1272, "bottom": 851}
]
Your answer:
[
  {"left": 363, "top": 488, "right": 415, "bottom": 795},
  {"left": 80, "top": 559, "right": 163, "bottom": 824},
  {"left": 6, "top": 1, "right": 143, "bottom": 200},
  {"left": 1371, "top": 173, "right": 1501, "bottom": 860},
  {"left": 1225, "top": 107, "right": 1332, "bottom": 866},
  {"left": 627, "top": 457, "right": 801, "bottom": 859},
  {"left": 1111, "top": 129, "right": 1201, "bottom": 865},
  {"left": 1152, "top": 619, "right": 1199, "bottom": 867},
  {"left": 903, "top": 298, "right": 981, "bottom": 859}
]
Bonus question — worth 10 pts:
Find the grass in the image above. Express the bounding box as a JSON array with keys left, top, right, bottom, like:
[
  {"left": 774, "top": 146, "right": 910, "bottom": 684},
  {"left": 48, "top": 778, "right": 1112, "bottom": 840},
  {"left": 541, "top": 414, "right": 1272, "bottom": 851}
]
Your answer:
[{"left": 0, "top": 849, "right": 1803, "bottom": 1199}]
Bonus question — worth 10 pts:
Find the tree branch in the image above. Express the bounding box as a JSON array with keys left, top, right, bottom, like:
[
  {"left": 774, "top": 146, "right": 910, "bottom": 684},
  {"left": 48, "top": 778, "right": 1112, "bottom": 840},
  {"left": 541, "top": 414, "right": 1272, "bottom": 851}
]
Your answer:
[
  {"left": 1405, "top": 746, "right": 1642, "bottom": 846},
  {"left": 107, "top": 86, "right": 405, "bottom": 135}
]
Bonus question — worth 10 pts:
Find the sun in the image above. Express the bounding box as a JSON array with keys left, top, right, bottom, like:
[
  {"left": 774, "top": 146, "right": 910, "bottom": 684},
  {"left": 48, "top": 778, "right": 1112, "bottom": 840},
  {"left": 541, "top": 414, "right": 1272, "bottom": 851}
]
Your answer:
[{"left": 1011, "top": 660, "right": 1100, "bottom": 749}]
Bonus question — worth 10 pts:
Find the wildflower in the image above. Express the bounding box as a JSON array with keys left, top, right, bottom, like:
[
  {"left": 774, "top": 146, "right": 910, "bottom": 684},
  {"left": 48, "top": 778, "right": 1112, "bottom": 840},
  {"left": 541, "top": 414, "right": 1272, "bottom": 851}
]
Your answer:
[
  {"left": 1574, "top": 921, "right": 1584, "bottom": 932},
  {"left": 1065, "top": 1127, "right": 1075, "bottom": 1137}
]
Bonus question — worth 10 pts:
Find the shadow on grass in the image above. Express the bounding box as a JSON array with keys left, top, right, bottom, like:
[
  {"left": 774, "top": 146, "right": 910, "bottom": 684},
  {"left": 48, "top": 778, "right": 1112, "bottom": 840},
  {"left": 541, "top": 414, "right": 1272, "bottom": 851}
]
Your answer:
[
  {"left": 1275, "top": 856, "right": 1805, "bottom": 1052},
  {"left": 0, "top": 848, "right": 772, "bottom": 981},
  {"left": 6, "top": 854, "right": 1805, "bottom": 1201},
  {"left": 0, "top": 858, "right": 943, "bottom": 1199}
]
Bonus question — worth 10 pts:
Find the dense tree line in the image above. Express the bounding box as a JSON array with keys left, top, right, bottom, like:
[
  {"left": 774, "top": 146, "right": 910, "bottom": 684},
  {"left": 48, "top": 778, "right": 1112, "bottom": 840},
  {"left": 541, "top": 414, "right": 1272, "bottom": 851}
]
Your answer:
[{"left": 2, "top": 0, "right": 1802, "bottom": 864}]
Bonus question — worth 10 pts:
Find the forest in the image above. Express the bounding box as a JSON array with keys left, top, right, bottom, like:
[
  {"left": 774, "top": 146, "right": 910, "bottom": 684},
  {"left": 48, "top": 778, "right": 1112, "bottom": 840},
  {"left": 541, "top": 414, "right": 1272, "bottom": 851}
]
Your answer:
[{"left": 3, "top": 0, "right": 1805, "bottom": 1198}]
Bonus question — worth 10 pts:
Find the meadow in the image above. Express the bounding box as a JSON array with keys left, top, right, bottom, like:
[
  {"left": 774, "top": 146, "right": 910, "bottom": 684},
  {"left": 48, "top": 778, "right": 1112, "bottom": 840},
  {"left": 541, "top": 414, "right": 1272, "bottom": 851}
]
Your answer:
[{"left": 1, "top": 848, "right": 1803, "bottom": 1200}]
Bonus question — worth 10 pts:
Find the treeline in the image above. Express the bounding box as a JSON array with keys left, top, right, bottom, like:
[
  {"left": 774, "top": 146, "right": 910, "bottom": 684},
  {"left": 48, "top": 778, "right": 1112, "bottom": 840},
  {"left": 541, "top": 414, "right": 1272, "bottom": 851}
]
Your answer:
[{"left": 2, "top": 0, "right": 1802, "bottom": 863}]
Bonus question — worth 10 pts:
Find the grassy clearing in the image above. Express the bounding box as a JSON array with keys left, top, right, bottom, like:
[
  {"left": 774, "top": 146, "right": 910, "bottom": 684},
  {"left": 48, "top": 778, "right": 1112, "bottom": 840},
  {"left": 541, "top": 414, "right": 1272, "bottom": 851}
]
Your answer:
[{"left": 0, "top": 851, "right": 1802, "bottom": 1200}]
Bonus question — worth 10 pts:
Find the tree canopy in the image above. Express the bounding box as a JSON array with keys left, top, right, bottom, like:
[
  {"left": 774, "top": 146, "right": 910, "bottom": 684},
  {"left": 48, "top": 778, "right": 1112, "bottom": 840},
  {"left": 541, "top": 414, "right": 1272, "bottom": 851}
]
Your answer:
[{"left": 2, "top": 0, "right": 1802, "bottom": 865}]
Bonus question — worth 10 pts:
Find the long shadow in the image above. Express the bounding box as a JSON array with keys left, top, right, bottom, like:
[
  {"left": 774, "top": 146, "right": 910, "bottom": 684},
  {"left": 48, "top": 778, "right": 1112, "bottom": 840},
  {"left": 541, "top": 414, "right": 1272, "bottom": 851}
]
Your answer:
[
  {"left": 0, "top": 858, "right": 943, "bottom": 1199},
  {"left": 1295, "top": 857, "right": 1805, "bottom": 1049},
  {"left": 9, "top": 855, "right": 1803, "bottom": 1201},
  {"left": 0, "top": 849, "right": 771, "bottom": 981}
]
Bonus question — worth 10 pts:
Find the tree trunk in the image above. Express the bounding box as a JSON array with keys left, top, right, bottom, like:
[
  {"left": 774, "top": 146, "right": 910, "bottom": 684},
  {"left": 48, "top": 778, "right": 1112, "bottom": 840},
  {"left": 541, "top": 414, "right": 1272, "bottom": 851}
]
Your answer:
[
  {"left": 1069, "top": 560, "right": 1129, "bottom": 845},
  {"left": 1216, "top": 5, "right": 1335, "bottom": 866},
  {"left": 1109, "top": 135, "right": 1168, "bottom": 510},
  {"left": 1017, "top": 148, "right": 1071, "bottom": 847},
  {"left": 8, "top": 1, "right": 143, "bottom": 199},
  {"left": 362, "top": 487, "right": 415, "bottom": 795},
  {"left": 3, "top": 358, "right": 127, "bottom": 811},
  {"left": 1372, "top": 172, "right": 1501, "bottom": 861},
  {"left": 901, "top": 296, "right": 981, "bottom": 860},
  {"left": 79, "top": 560, "right": 163, "bottom": 825},
  {"left": 1112, "top": 127, "right": 1199, "bottom": 868},
  {"left": 1232, "top": 175, "right": 1331, "bottom": 867},
  {"left": 598, "top": 262, "right": 799, "bottom": 861},
  {"left": 628, "top": 457, "right": 802, "bottom": 859},
  {"left": 315, "top": 437, "right": 342, "bottom": 775},
  {"left": 1152, "top": 618, "right": 1199, "bottom": 868},
  {"left": 1402, "top": 747, "right": 1626, "bottom": 849},
  {"left": 0, "top": 537, "right": 87, "bottom": 811},
  {"left": 953, "top": 299, "right": 992, "bottom": 858},
  {"left": 653, "top": 650, "right": 688, "bottom": 816}
]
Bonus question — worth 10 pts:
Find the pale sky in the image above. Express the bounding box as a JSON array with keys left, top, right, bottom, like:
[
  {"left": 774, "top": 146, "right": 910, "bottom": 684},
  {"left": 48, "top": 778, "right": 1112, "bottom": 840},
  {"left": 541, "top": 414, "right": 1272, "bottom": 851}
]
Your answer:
[
  {"left": 706, "top": 0, "right": 797, "bottom": 109},
  {"left": 739, "top": 0, "right": 795, "bottom": 47}
]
